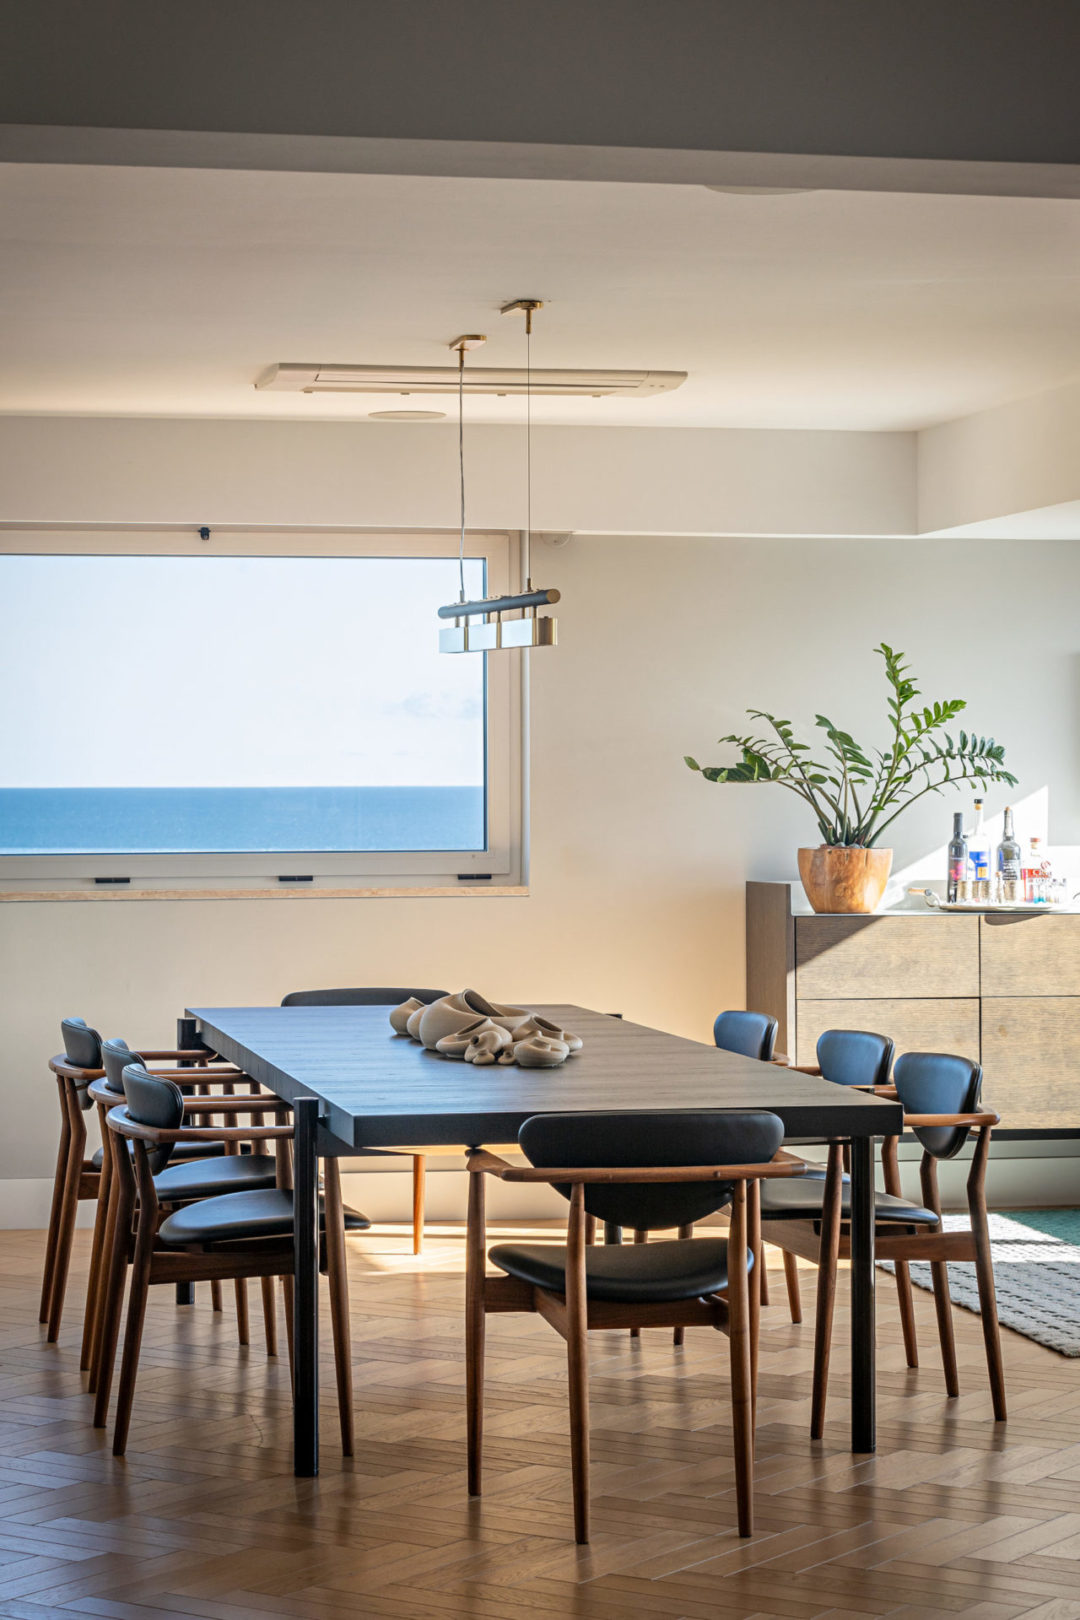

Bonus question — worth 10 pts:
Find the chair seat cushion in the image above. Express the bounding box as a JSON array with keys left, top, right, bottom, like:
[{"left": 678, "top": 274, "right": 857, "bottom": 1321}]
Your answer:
[
  {"left": 759, "top": 1175, "right": 936, "bottom": 1225},
  {"left": 91, "top": 1141, "right": 227, "bottom": 1170},
  {"left": 153, "top": 1154, "right": 279, "bottom": 1201},
  {"left": 157, "top": 1188, "right": 370, "bottom": 1246},
  {"left": 489, "top": 1237, "right": 744, "bottom": 1303}
]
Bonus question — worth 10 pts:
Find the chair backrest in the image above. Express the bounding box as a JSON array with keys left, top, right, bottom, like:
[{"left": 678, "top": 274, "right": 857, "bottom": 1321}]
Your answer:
[
  {"left": 893, "top": 1051, "right": 983, "bottom": 1160},
  {"left": 118, "top": 1062, "right": 184, "bottom": 1174},
  {"left": 713, "top": 1010, "right": 778, "bottom": 1062},
  {"left": 816, "top": 1029, "right": 895, "bottom": 1088},
  {"left": 280, "top": 986, "right": 448, "bottom": 1008},
  {"left": 518, "top": 1109, "right": 785, "bottom": 1231},
  {"left": 61, "top": 1016, "right": 103, "bottom": 1070},
  {"left": 102, "top": 1037, "right": 139, "bottom": 1096}
]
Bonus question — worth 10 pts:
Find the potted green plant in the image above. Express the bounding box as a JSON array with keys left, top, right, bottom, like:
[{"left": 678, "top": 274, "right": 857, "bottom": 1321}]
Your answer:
[{"left": 685, "top": 644, "right": 1017, "bottom": 913}]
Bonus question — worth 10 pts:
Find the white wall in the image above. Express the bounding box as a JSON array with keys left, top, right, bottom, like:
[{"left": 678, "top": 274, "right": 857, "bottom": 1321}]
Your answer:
[{"left": 4, "top": 525, "right": 1079, "bottom": 1219}]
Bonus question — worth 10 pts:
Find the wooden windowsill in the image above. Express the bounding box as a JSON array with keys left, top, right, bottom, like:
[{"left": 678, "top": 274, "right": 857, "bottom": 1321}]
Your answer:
[{"left": 0, "top": 885, "right": 529, "bottom": 903}]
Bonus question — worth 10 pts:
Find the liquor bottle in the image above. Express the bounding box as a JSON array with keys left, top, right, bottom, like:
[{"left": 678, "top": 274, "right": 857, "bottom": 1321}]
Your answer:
[
  {"left": 967, "top": 796, "right": 991, "bottom": 887},
  {"left": 1023, "top": 836, "right": 1045, "bottom": 904},
  {"left": 947, "top": 812, "right": 967, "bottom": 903},
  {"left": 996, "top": 806, "right": 1022, "bottom": 888}
]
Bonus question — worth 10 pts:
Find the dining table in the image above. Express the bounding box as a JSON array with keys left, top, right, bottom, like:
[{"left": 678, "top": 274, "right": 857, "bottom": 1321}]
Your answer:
[{"left": 184, "top": 1002, "right": 904, "bottom": 1477}]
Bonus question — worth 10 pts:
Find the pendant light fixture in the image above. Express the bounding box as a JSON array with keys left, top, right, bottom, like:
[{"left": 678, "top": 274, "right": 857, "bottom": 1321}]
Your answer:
[{"left": 438, "top": 302, "right": 559, "bottom": 653}]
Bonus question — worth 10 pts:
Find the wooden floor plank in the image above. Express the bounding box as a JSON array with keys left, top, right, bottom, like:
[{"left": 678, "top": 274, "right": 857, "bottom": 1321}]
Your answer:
[{"left": 3, "top": 1226, "right": 1080, "bottom": 1618}]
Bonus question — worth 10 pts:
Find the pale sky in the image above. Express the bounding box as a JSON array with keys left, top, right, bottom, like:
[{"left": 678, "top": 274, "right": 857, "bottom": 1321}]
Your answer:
[{"left": 0, "top": 554, "right": 486, "bottom": 787}]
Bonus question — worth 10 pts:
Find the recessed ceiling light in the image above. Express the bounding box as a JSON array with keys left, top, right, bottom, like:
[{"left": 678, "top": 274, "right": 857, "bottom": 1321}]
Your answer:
[{"left": 368, "top": 409, "right": 446, "bottom": 421}]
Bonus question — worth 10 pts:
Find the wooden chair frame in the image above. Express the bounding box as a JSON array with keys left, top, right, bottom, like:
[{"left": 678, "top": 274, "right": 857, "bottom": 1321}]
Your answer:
[
  {"left": 759, "top": 1106, "right": 1006, "bottom": 1437},
  {"left": 81, "top": 1064, "right": 262, "bottom": 1383},
  {"left": 99, "top": 1098, "right": 355, "bottom": 1459},
  {"left": 465, "top": 1146, "right": 806, "bottom": 1543},
  {"left": 41, "top": 1047, "right": 237, "bottom": 1343}
]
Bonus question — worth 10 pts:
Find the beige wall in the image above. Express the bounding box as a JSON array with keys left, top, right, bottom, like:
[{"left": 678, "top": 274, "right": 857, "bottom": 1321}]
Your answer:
[{"left": 4, "top": 530, "right": 1080, "bottom": 1217}]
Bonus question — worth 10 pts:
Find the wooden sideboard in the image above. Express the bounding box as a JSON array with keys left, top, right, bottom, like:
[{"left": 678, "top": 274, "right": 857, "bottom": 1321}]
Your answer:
[{"left": 746, "top": 881, "right": 1080, "bottom": 1135}]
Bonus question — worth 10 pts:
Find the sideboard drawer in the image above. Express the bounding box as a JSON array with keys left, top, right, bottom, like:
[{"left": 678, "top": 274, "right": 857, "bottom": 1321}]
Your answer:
[
  {"left": 795, "top": 997, "right": 980, "bottom": 1068},
  {"left": 981, "top": 913, "right": 1080, "bottom": 997},
  {"left": 795, "top": 914, "right": 979, "bottom": 999},
  {"left": 980, "top": 997, "right": 1080, "bottom": 1130}
]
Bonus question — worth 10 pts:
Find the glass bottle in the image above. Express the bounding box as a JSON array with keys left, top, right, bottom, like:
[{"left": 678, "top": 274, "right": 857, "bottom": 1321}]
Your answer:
[
  {"left": 967, "top": 796, "right": 991, "bottom": 897},
  {"left": 996, "top": 805, "right": 1022, "bottom": 891},
  {"left": 947, "top": 812, "right": 967, "bottom": 903},
  {"left": 1023, "top": 836, "right": 1045, "bottom": 904}
]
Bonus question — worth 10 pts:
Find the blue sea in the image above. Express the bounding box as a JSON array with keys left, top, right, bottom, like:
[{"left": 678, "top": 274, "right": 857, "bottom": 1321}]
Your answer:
[{"left": 0, "top": 786, "right": 485, "bottom": 854}]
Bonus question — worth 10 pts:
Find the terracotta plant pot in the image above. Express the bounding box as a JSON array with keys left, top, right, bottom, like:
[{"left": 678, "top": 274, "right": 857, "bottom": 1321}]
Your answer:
[{"left": 797, "top": 845, "right": 893, "bottom": 914}]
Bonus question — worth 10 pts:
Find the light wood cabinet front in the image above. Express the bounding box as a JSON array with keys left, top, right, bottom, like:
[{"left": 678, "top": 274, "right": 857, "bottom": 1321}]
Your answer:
[
  {"left": 795, "top": 914, "right": 979, "bottom": 999},
  {"left": 981, "top": 913, "right": 1080, "bottom": 997},
  {"left": 795, "top": 997, "right": 981, "bottom": 1068},
  {"left": 981, "top": 997, "right": 1080, "bottom": 1130}
]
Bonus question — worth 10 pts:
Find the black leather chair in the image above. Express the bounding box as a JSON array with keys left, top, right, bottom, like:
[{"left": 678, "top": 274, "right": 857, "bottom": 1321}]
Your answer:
[
  {"left": 280, "top": 986, "right": 447, "bottom": 1251},
  {"left": 760, "top": 1050, "right": 1004, "bottom": 1434},
  {"left": 42, "top": 1018, "right": 240, "bottom": 1348},
  {"left": 99, "top": 1064, "right": 363, "bottom": 1457},
  {"left": 84, "top": 1043, "right": 282, "bottom": 1390},
  {"left": 465, "top": 1109, "right": 804, "bottom": 1541}
]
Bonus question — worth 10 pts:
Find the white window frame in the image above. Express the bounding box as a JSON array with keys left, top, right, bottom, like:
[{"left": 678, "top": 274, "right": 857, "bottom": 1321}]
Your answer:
[{"left": 0, "top": 528, "right": 524, "bottom": 893}]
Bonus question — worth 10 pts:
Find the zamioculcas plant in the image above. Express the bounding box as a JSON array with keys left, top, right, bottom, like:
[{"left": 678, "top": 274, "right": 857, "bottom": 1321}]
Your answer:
[{"left": 685, "top": 644, "right": 1017, "bottom": 848}]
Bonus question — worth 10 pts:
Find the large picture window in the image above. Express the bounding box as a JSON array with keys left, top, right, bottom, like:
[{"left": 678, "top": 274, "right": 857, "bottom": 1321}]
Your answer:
[{"left": 0, "top": 531, "right": 521, "bottom": 890}]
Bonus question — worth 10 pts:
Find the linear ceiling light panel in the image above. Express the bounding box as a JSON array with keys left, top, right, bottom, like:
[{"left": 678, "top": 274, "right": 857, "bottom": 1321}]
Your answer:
[{"left": 256, "top": 363, "right": 685, "bottom": 397}]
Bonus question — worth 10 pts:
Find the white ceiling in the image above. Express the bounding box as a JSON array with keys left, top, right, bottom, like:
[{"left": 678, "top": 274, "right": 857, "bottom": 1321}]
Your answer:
[{"left": 2, "top": 165, "right": 1080, "bottom": 432}]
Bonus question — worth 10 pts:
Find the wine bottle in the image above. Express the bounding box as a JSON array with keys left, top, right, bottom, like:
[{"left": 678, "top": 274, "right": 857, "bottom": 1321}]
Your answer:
[
  {"left": 947, "top": 812, "right": 967, "bottom": 903},
  {"left": 1023, "top": 836, "right": 1045, "bottom": 904},
  {"left": 996, "top": 806, "right": 1021, "bottom": 885}
]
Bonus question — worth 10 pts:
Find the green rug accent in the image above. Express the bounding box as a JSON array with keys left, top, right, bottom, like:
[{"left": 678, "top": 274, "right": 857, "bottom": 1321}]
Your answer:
[{"left": 1009, "top": 1208, "right": 1080, "bottom": 1246}]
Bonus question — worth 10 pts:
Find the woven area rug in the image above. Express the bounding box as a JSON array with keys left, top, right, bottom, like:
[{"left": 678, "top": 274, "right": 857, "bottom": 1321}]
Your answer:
[{"left": 879, "top": 1208, "right": 1080, "bottom": 1357}]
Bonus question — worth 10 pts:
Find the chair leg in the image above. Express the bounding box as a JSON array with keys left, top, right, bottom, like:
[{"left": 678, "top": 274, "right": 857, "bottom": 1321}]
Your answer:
[
  {"left": 968, "top": 1130, "right": 1006, "bottom": 1421},
  {"left": 89, "top": 1143, "right": 122, "bottom": 1394},
  {"left": 630, "top": 1229, "right": 646, "bottom": 1338},
  {"left": 260, "top": 1275, "right": 278, "bottom": 1356},
  {"left": 881, "top": 1135, "right": 917, "bottom": 1366},
  {"left": 323, "top": 1159, "right": 355, "bottom": 1456},
  {"left": 111, "top": 1206, "right": 156, "bottom": 1456},
  {"left": 727, "top": 1182, "right": 754, "bottom": 1538},
  {"left": 47, "top": 1090, "right": 86, "bottom": 1342},
  {"left": 466, "top": 1163, "right": 486, "bottom": 1496},
  {"left": 234, "top": 1279, "right": 250, "bottom": 1347},
  {"left": 82, "top": 1139, "right": 112, "bottom": 1372},
  {"left": 674, "top": 1223, "right": 693, "bottom": 1346},
  {"left": 810, "top": 1143, "right": 844, "bottom": 1440},
  {"left": 584, "top": 1214, "right": 597, "bottom": 1247},
  {"left": 748, "top": 1185, "right": 761, "bottom": 1425},
  {"left": 40, "top": 1080, "right": 74, "bottom": 1322},
  {"left": 929, "top": 1260, "right": 960, "bottom": 1397},
  {"left": 282, "top": 1275, "right": 295, "bottom": 1380},
  {"left": 566, "top": 1184, "right": 591, "bottom": 1545},
  {"left": 758, "top": 1246, "right": 770, "bottom": 1307},
  {"left": 412, "top": 1154, "right": 426, "bottom": 1255},
  {"left": 210, "top": 1279, "right": 223, "bottom": 1313},
  {"left": 92, "top": 1170, "right": 135, "bottom": 1428},
  {"left": 782, "top": 1250, "right": 802, "bottom": 1324},
  {"left": 921, "top": 1155, "right": 959, "bottom": 1398}
]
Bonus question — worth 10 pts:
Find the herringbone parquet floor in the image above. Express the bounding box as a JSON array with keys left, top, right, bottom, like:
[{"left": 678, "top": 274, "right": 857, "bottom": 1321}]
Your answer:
[{"left": 3, "top": 1224, "right": 1080, "bottom": 1620}]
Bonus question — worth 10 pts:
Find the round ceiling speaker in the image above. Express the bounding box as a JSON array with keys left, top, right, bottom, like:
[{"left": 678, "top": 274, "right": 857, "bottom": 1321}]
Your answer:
[{"left": 368, "top": 409, "right": 446, "bottom": 421}]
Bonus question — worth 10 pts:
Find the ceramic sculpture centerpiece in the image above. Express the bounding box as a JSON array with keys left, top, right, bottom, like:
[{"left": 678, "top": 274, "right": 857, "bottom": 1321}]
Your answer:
[{"left": 389, "top": 989, "right": 583, "bottom": 1069}]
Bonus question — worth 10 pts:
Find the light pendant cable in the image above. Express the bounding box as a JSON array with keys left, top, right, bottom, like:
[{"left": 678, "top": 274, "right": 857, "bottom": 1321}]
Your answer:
[{"left": 457, "top": 343, "right": 466, "bottom": 603}]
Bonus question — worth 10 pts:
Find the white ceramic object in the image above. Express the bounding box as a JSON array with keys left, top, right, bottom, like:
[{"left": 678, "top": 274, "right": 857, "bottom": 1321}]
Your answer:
[
  {"left": 465, "top": 1026, "right": 511, "bottom": 1066},
  {"left": 510, "top": 1013, "right": 583, "bottom": 1054},
  {"left": 418, "top": 989, "right": 530, "bottom": 1050},
  {"left": 405, "top": 1005, "right": 426, "bottom": 1040},
  {"left": 513, "top": 1034, "right": 571, "bottom": 1068},
  {"left": 389, "top": 996, "right": 425, "bottom": 1035},
  {"left": 436, "top": 1017, "right": 511, "bottom": 1061}
]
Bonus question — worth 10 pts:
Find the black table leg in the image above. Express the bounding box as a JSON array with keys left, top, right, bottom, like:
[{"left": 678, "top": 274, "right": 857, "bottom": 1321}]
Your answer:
[
  {"left": 849, "top": 1134, "right": 876, "bottom": 1453},
  {"left": 604, "top": 1222, "right": 623, "bottom": 1244},
  {"left": 293, "top": 1096, "right": 320, "bottom": 1477}
]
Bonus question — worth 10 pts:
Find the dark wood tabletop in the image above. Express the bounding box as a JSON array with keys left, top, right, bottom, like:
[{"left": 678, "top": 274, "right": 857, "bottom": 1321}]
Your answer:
[{"left": 188, "top": 1002, "right": 904, "bottom": 1148}]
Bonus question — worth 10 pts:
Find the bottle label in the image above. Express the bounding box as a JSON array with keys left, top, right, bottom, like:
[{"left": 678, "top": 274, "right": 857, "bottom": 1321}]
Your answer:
[
  {"left": 969, "top": 850, "right": 989, "bottom": 880},
  {"left": 949, "top": 858, "right": 965, "bottom": 884}
]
